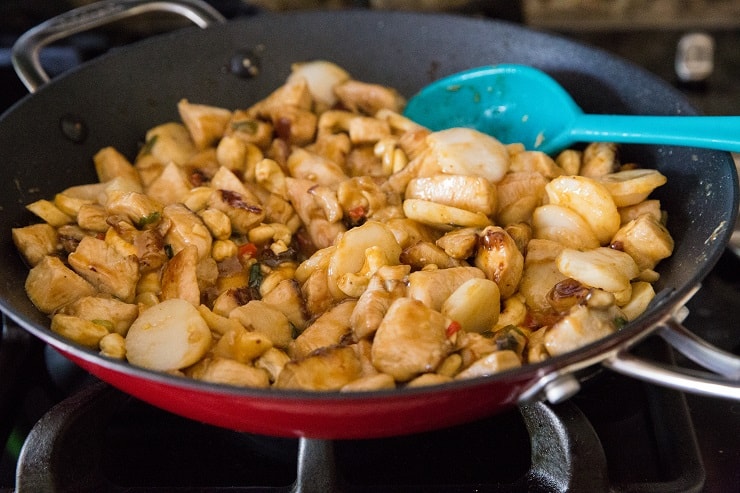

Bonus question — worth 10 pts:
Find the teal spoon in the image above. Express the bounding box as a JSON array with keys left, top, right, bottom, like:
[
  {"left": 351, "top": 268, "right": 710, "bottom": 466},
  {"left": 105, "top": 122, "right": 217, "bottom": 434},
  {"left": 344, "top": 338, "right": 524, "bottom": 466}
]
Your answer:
[{"left": 403, "top": 64, "right": 740, "bottom": 155}]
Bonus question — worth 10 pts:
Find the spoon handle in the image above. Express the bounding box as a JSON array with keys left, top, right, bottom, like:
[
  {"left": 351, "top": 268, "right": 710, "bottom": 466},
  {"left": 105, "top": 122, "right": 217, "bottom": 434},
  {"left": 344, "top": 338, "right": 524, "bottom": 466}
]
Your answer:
[{"left": 570, "top": 115, "right": 740, "bottom": 153}]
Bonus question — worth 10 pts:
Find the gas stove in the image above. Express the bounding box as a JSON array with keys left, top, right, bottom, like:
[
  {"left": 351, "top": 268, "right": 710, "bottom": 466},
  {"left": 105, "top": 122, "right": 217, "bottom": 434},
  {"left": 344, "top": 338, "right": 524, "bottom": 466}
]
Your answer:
[{"left": 1, "top": 3, "right": 739, "bottom": 492}]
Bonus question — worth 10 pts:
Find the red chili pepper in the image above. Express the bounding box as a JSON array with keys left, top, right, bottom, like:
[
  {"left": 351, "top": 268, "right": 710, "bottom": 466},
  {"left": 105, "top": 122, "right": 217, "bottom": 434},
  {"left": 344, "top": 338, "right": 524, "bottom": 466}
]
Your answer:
[
  {"left": 446, "top": 321, "right": 462, "bottom": 338},
  {"left": 348, "top": 206, "right": 366, "bottom": 222},
  {"left": 238, "top": 242, "right": 258, "bottom": 258}
]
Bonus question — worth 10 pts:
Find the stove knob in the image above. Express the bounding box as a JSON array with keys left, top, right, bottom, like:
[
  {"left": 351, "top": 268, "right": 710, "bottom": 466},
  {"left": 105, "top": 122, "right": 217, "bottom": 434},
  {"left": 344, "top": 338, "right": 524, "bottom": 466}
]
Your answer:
[{"left": 675, "top": 32, "right": 715, "bottom": 83}]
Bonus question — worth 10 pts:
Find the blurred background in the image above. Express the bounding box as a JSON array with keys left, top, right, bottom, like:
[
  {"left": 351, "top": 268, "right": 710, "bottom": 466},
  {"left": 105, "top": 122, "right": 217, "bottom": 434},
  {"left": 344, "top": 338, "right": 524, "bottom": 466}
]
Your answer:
[
  {"left": 6, "top": 0, "right": 740, "bottom": 27},
  {"left": 3, "top": 0, "right": 740, "bottom": 113}
]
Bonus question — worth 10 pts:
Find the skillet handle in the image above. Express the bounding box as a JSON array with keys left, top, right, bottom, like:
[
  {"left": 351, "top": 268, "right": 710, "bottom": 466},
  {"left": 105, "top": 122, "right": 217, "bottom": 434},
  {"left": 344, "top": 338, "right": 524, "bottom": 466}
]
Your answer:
[
  {"left": 11, "top": 0, "right": 226, "bottom": 93},
  {"left": 603, "top": 314, "right": 740, "bottom": 400}
]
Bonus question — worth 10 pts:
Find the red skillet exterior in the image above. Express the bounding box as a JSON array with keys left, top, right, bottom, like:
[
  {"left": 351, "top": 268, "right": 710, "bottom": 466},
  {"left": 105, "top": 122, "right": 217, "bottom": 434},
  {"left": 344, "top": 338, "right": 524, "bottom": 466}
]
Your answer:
[
  {"left": 60, "top": 348, "right": 536, "bottom": 438},
  {"left": 52, "top": 298, "right": 665, "bottom": 439},
  {"left": 58, "top": 340, "right": 600, "bottom": 439},
  {"left": 0, "top": 10, "right": 736, "bottom": 438}
]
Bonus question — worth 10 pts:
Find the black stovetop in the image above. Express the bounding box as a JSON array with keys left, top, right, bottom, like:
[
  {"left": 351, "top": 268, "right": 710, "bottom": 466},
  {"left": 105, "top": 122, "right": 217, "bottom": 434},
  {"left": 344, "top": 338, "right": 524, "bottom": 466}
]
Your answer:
[{"left": 1, "top": 4, "right": 739, "bottom": 492}]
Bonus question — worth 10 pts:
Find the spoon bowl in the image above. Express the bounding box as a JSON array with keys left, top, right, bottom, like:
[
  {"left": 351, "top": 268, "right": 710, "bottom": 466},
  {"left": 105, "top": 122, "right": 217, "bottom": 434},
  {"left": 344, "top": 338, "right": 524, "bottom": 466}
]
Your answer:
[{"left": 403, "top": 64, "right": 740, "bottom": 154}]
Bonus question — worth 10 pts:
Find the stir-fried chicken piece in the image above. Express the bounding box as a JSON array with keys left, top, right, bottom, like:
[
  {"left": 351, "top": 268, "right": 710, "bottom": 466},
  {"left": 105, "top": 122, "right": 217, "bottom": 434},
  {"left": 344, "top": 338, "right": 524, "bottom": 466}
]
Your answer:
[
  {"left": 407, "top": 266, "right": 485, "bottom": 311},
  {"left": 544, "top": 304, "right": 623, "bottom": 356},
  {"left": 12, "top": 223, "right": 59, "bottom": 266},
  {"left": 336, "top": 175, "right": 391, "bottom": 221},
  {"left": 351, "top": 286, "right": 394, "bottom": 340},
  {"left": 385, "top": 217, "right": 439, "bottom": 249},
  {"left": 162, "top": 203, "right": 212, "bottom": 260},
  {"left": 59, "top": 295, "right": 139, "bottom": 336},
  {"left": 261, "top": 278, "right": 309, "bottom": 331},
  {"left": 580, "top": 142, "right": 620, "bottom": 178},
  {"left": 275, "top": 345, "right": 363, "bottom": 391},
  {"left": 371, "top": 297, "right": 453, "bottom": 382},
  {"left": 291, "top": 300, "right": 356, "bottom": 359},
  {"left": 611, "top": 213, "right": 674, "bottom": 271},
  {"left": 334, "top": 79, "right": 406, "bottom": 116},
  {"left": 25, "top": 255, "right": 96, "bottom": 313},
  {"left": 435, "top": 227, "right": 479, "bottom": 260},
  {"left": 301, "top": 268, "right": 335, "bottom": 319},
  {"left": 350, "top": 272, "right": 407, "bottom": 339},
  {"left": 207, "top": 188, "right": 265, "bottom": 235},
  {"left": 145, "top": 161, "right": 193, "bottom": 205},
  {"left": 509, "top": 149, "right": 564, "bottom": 179},
  {"left": 51, "top": 314, "right": 110, "bottom": 349},
  {"left": 400, "top": 240, "right": 462, "bottom": 270},
  {"left": 255, "top": 347, "right": 292, "bottom": 383},
  {"left": 177, "top": 99, "right": 232, "bottom": 150},
  {"left": 189, "top": 357, "right": 271, "bottom": 388},
  {"left": 287, "top": 148, "right": 348, "bottom": 186},
  {"left": 341, "top": 373, "right": 396, "bottom": 392},
  {"left": 519, "top": 239, "right": 568, "bottom": 313},
  {"left": 68, "top": 236, "right": 139, "bottom": 303},
  {"left": 105, "top": 191, "right": 163, "bottom": 229},
  {"left": 456, "top": 350, "right": 521, "bottom": 379},
  {"left": 212, "top": 326, "right": 273, "bottom": 364},
  {"left": 93, "top": 146, "right": 141, "bottom": 185},
  {"left": 143, "top": 122, "right": 197, "bottom": 166},
  {"left": 161, "top": 244, "right": 200, "bottom": 306},
  {"left": 224, "top": 110, "right": 274, "bottom": 150}
]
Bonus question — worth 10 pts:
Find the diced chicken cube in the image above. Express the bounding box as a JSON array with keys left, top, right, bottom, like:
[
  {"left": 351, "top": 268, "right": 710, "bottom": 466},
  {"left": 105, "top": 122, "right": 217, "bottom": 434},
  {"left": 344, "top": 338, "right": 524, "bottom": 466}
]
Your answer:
[
  {"left": 105, "top": 190, "right": 164, "bottom": 229},
  {"left": 145, "top": 161, "right": 193, "bottom": 205},
  {"left": 290, "top": 300, "right": 356, "bottom": 359},
  {"left": 611, "top": 214, "right": 674, "bottom": 271},
  {"left": 371, "top": 297, "right": 453, "bottom": 382},
  {"left": 161, "top": 244, "right": 200, "bottom": 306},
  {"left": 544, "top": 305, "right": 621, "bottom": 356},
  {"left": 207, "top": 188, "right": 265, "bottom": 235},
  {"left": 261, "top": 279, "right": 309, "bottom": 331},
  {"left": 334, "top": 79, "right": 406, "bottom": 115},
  {"left": 189, "top": 357, "right": 271, "bottom": 388},
  {"left": 93, "top": 146, "right": 141, "bottom": 185},
  {"left": 407, "top": 266, "right": 485, "bottom": 311},
  {"left": 143, "top": 122, "right": 196, "bottom": 166},
  {"left": 59, "top": 295, "right": 139, "bottom": 336},
  {"left": 455, "top": 350, "right": 521, "bottom": 379},
  {"left": 25, "top": 255, "right": 96, "bottom": 314},
  {"left": 51, "top": 314, "right": 110, "bottom": 349},
  {"left": 12, "top": 223, "right": 59, "bottom": 266},
  {"left": 162, "top": 203, "right": 213, "bottom": 261},
  {"left": 178, "top": 99, "right": 232, "bottom": 150},
  {"left": 275, "top": 345, "right": 363, "bottom": 391},
  {"left": 67, "top": 236, "right": 139, "bottom": 303}
]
